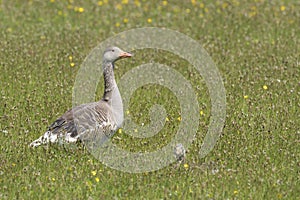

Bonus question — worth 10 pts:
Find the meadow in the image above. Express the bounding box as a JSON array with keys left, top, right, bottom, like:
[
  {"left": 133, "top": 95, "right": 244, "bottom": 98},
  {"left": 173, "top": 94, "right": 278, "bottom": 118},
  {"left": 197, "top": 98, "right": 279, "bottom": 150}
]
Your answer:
[{"left": 0, "top": 0, "right": 299, "bottom": 199}]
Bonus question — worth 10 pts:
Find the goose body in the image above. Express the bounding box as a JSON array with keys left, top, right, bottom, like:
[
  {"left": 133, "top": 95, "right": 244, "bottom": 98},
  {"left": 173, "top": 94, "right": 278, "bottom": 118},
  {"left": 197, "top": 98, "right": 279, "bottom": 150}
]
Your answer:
[{"left": 30, "top": 47, "right": 132, "bottom": 147}]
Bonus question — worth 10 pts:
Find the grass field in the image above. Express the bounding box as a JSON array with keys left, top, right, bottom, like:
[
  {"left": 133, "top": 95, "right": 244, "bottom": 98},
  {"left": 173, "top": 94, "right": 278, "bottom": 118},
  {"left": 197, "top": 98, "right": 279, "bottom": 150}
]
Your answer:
[{"left": 0, "top": 0, "right": 299, "bottom": 199}]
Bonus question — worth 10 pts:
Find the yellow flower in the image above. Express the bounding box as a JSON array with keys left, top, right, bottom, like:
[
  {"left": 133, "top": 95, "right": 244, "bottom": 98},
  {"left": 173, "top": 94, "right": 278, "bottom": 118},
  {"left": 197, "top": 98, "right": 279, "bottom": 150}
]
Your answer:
[
  {"left": 50, "top": 0, "right": 55, "bottom": 3},
  {"left": 78, "top": 7, "right": 84, "bottom": 13},
  {"left": 162, "top": 0, "right": 168, "bottom": 6},
  {"left": 280, "top": 5, "right": 286, "bottom": 11},
  {"left": 243, "top": 95, "right": 249, "bottom": 99},
  {"left": 116, "top": 4, "right": 122, "bottom": 10},
  {"left": 199, "top": 3, "right": 204, "bottom": 8},
  {"left": 200, "top": 110, "right": 204, "bottom": 116},
  {"left": 185, "top": 8, "right": 191, "bottom": 14},
  {"left": 123, "top": 18, "right": 129, "bottom": 23},
  {"left": 70, "top": 62, "right": 75, "bottom": 67},
  {"left": 126, "top": 110, "right": 130, "bottom": 115},
  {"left": 69, "top": 55, "right": 73, "bottom": 61},
  {"left": 263, "top": 85, "right": 268, "bottom": 90},
  {"left": 91, "top": 170, "right": 97, "bottom": 176},
  {"left": 233, "top": 190, "right": 238, "bottom": 195},
  {"left": 115, "top": 22, "right": 120, "bottom": 27},
  {"left": 95, "top": 177, "right": 100, "bottom": 182},
  {"left": 12, "top": 163, "right": 16, "bottom": 167},
  {"left": 184, "top": 163, "right": 189, "bottom": 169},
  {"left": 121, "top": 0, "right": 128, "bottom": 4},
  {"left": 134, "top": 129, "right": 138, "bottom": 133},
  {"left": 40, "top": 35, "right": 46, "bottom": 40},
  {"left": 52, "top": 178, "right": 55, "bottom": 181},
  {"left": 191, "top": 0, "right": 196, "bottom": 6},
  {"left": 147, "top": 18, "right": 152, "bottom": 23},
  {"left": 177, "top": 116, "right": 181, "bottom": 121},
  {"left": 57, "top": 10, "right": 63, "bottom": 15},
  {"left": 98, "top": 1, "right": 103, "bottom": 6},
  {"left": 165, "top": 117, "right": 170, "bottom": 122},
  {"left": 118, "top": 128, "right": 122, "bottom": 134},
  {"left": 134, "top": 0, "right": 141, "bottom": 7}
]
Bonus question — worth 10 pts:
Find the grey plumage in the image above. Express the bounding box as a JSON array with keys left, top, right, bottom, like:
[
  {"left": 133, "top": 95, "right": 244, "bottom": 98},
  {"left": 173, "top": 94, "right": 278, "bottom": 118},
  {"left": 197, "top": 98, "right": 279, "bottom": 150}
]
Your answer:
[{"left": 30, "top": 47, "right": 132, "bottom": 147}]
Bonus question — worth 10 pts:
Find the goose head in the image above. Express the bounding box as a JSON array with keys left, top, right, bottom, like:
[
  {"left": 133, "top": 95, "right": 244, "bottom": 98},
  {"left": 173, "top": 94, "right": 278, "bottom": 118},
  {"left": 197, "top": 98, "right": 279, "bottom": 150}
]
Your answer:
[{"left": 103, "top": 46, "right": 132, "bottom": 64}]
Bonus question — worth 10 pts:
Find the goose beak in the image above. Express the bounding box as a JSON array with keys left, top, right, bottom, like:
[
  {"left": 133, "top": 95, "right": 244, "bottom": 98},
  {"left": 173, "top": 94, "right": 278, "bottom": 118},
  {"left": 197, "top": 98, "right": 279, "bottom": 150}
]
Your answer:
[{"left": 119, "top": 52, "right": 132, "bottom": 58}]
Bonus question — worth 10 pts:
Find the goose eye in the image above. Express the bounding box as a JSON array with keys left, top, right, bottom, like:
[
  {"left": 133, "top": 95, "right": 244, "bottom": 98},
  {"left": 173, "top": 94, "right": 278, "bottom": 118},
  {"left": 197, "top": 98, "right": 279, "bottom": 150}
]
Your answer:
[{"left": 111, "top": 49, "right": 115, "bottom": 52}]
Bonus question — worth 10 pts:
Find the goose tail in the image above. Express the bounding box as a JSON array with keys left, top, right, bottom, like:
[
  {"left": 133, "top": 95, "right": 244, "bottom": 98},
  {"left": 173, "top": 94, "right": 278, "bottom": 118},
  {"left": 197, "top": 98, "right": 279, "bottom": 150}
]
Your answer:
[{"left": 29, "top": 131, "right": 57, "bottom": 147}]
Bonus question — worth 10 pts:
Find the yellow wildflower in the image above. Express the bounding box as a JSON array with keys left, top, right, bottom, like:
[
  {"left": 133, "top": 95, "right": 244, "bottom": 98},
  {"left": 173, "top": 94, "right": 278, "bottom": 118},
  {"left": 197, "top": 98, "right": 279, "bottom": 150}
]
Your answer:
[
  {"left": 263, "top": 85, "right": 268, "bottom": 90},
  {"left": 52, "top": 178, "right": 55, "bottom": 181},
  {"left": 115, "top": 22, "right": 120, "bottom": 27},
  {"left": 70, "top": 62, "right": 75, "bottom": 67},
  {"left": 95, "top": 177, "right": 100, "bottom": 182},
  {"left": 69, "top": 55, "right": 73, "bottom": 61},
  {"left": 185, "top": 8, "right": 191, "bottom": 14},
  {"left": 121, "top": 0, "right": 128, "bottom": 4},
  {"left": 134, "top": 129, "right": 138, "bottom": 133},
  {"left": 123, "top": 18, "right": 129, "bottom": 23},
  {"left": 162, "top": 1, "right": 168, "bottom": 6},
  {"left": 184, "top": 163, "right": 189, "bottom": 169},
  {"left": 134, "top": 0, "right": 141, "bottom": 7},
  {"left": 199, "top": 3, "right": 204, "bottom": 8},
  {"left": 50, "top": 0, "right": 55, "bottom": 3},
  {"left": 191, "top": 0, "right": 196, "bottom": 6},
  {"left": 98, "top": 1, "right": 103, "bottom": 6},
  {"left": 118, "top": 128, "right": 122, "bottom": 134},
  {"left": 116, "top": 4, "right": 122, "bottom": 10},
  {"left": 147, "top": 18, "right": 152, "bottom": 23},
  {"left": 78, "top": 7, "right": 84, "bottom": 13},
  {"left": 165, "top": 117, "right": 170, "bottom": 122},
  {"left": 243, "top": 95, "right": 248, "bottom": 99},
  {"left": 177, "top": 116, "right": 181, "bottom": 121},
  {"left": 200, "top": 110, "right": 204, "bottom": 116},
  {"left": 233, "top": 190, "right": 238, "bottom": 195},
  {"left": 91, "top": 170, "right": 97, "bottom": 176},
  {"left": 280, "top": 5, "right": 286, "bottom": 11}
]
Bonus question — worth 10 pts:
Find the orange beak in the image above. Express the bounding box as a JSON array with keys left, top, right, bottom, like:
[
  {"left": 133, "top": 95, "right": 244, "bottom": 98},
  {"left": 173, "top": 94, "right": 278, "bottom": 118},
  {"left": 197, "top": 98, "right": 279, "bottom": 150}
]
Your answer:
[{"left": 119, "top": 52, "right": 132, "bottom": 58}]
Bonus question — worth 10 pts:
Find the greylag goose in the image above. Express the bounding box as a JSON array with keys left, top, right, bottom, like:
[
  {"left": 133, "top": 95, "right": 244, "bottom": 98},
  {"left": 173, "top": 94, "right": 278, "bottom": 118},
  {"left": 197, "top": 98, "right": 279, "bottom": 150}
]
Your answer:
[{"left": 30, "top": 46, "right": 132, "bottom": 147}]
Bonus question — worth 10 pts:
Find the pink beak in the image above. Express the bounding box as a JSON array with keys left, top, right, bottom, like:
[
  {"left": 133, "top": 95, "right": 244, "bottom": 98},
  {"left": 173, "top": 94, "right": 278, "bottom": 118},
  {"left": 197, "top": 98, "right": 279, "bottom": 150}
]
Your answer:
[{"left": 119, "top": 52, "right": 132, "bottom": 58}]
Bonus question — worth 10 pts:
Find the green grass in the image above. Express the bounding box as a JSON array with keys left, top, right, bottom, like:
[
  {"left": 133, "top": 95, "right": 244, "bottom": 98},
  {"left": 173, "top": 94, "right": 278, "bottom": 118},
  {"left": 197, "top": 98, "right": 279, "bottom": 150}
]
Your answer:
[{"left": 0, "top": 0, "right": 299, "bottom": 199}]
